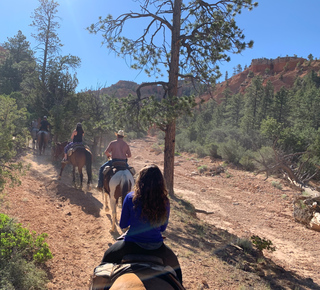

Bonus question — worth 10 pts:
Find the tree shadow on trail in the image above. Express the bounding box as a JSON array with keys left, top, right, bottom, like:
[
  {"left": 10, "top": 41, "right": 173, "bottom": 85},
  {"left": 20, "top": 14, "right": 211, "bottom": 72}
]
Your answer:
[
  {"left": 55, "top": 183, "right": 103, "bottom": 217},
  {"left": 169, "top": 195, "right": 320, "bottom": 290}
]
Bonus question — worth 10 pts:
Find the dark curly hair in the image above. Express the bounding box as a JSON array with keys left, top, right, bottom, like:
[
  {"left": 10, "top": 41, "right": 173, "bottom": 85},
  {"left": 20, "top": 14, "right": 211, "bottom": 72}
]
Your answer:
[{"left": 132, "top": 164, "right": 169, "bottom": 226}]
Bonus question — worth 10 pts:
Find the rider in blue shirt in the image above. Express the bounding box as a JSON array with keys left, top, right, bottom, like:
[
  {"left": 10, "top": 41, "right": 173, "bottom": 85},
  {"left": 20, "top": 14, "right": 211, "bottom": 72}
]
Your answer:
[
  {"left": 120, "top": 190, "right": 169, "bottom": 244},
  {"left": 100, "top": 164, "right": 182, "bottom": 284}
]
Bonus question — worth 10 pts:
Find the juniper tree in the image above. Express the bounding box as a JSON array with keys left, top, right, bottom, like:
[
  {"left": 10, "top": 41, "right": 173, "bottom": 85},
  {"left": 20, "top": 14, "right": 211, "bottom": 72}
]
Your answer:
[
  {"left": 0, "top": 31, "right": 35, "bottom": 95},
  {"left": 30, "top": 0, "right": 80, "bottom": 140},
  {"left": 89, "top": 0, "right": 258, "bottom": 195},
  {"left": 30, "top": 0, "right": 62, "bottom": 86}
]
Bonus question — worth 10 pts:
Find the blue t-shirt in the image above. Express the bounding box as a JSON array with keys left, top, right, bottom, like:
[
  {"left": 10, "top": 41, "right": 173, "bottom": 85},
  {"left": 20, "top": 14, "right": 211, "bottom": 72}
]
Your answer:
[{"left": 120, "top": 191, "right": 170, "bottom": 244}]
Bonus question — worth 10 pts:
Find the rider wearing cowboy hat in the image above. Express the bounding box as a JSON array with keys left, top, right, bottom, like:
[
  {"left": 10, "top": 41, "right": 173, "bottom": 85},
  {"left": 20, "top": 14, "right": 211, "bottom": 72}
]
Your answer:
[{"left": 97, "top": 130, "right": 132, "bottom": 191}]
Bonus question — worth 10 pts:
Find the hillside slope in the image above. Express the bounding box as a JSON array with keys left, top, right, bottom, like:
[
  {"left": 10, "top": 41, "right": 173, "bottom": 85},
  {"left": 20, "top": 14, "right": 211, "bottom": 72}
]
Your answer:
[
  {"left": 2, "top": 136, "right": 320, "bottom": 289},
  {"left": 98, "top": 57, "right": 320, "bottom": 104},
  {"left": 203, "top": 57, "right": 320, "bottom": 103}
]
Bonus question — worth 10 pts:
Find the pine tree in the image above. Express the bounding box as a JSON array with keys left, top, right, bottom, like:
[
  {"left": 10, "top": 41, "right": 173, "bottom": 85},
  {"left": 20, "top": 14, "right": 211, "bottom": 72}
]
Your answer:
[
  {"left": 88, "top": 0, "right": 257, "bottom": 195},
  {"left": 0, "top": 31, "right": 35, "bottom": 94}
]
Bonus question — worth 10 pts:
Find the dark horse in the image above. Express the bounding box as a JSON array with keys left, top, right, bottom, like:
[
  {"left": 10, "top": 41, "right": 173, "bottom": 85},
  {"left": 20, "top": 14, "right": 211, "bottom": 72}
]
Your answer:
[
  {"left": 37, "top": 131, "right": 49, "bottom": 155},
  {"left": 55, "top": 143, "right": 92, "bottom": 188}
]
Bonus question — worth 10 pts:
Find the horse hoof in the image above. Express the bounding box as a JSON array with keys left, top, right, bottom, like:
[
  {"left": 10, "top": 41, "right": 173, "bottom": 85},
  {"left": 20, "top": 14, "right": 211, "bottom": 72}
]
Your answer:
[{"left": 58, "top": 176, "right": 61, "bottom": 180}]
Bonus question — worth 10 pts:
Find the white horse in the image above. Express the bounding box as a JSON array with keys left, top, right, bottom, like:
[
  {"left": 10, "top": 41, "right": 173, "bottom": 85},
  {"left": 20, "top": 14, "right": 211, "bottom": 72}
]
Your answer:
[
  {"left": 30, "top": 128, "right": 38, "bottom": 149},
  {"left": 103, "top": 169, "right": 134, "bottom": 232}
]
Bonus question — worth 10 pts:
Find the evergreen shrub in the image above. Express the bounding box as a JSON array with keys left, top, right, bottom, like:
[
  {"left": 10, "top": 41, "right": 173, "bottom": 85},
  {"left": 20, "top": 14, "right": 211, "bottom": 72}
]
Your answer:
[
  {"left": 252, "top": 146, "right": 275, "bottom": 171},
  {"left": 217, "top": 140, "right": 246, "bottom": 164},
  {"left": 205, "top": 143, "right": 220, "bottom": 159},
  {"left": 0, "top": 214, "right": 52, "bottom": 289},
  {"left": 239, "top": 150, "right": 255, "bottom": 171}
]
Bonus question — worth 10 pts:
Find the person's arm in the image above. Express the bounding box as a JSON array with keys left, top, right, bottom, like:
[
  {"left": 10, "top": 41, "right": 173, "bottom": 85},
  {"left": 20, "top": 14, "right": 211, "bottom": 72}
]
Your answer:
[
  {"left": 126, "top": 145, "right": 132, "bottom": 158},
  {"left": 119, "top": 194, "right": 131, "bottom": 229},
  {"left": 70, "top": 130, "right": 77, "bottom": 140},
  {"left": 105, "top": 143, "right": 112, "bottom": 159}
]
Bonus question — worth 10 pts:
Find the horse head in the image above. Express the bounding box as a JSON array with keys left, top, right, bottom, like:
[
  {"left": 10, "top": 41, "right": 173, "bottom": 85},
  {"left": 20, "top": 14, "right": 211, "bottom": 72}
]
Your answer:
[{"left": 52, "top": 141, "right": 68, "bottom": 160}]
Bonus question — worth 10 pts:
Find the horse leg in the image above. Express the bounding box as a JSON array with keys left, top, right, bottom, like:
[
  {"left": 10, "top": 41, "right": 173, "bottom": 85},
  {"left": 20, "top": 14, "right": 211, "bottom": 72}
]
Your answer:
[
  {"left": 58, "top": 162, "right": 67, "bottom": 180},
  {"left": 79, "top": 167, "right": 83, "bottom": 189},
  {"left": 109, "top": 195, "right": 117, "bottom": 232},
  {"left": 104, "top": 192, "right": 110, "bottom": 212},
  {"left": 72, "top": 166, "right": 76, "bottom": 187}
]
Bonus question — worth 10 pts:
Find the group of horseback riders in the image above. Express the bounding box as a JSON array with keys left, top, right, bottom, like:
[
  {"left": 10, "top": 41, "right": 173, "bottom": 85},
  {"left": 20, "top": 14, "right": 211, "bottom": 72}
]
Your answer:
[{"left": 32, "top": 118, "right": 183, "bottom": 288}]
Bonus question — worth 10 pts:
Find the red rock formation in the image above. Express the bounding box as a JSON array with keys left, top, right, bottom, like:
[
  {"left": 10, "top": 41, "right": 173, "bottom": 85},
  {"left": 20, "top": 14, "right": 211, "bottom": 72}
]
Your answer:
[{"left": 200, "top": 57, "right": 320, "bottom": 104}]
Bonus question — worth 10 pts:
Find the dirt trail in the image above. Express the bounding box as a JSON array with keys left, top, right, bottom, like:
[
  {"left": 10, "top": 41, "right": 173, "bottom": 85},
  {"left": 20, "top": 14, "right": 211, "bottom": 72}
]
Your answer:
[{"left": 2, "top": 136, "right": 320, "bottom": 289}]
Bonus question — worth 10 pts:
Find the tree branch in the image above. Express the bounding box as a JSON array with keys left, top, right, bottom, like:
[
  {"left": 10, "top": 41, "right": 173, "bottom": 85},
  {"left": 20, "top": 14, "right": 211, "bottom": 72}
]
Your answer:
[{"left": 136, "top": 81, "right": 169, "bottom": 100}]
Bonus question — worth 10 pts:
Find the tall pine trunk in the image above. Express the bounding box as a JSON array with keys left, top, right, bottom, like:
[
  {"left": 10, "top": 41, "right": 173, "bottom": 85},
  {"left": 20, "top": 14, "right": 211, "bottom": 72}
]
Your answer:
[
  {"left": 163, "top": 0, "right": 181, "bottom": 196},
  {"left": 164, "top": 121, "right": 176, "bottom": 196}
]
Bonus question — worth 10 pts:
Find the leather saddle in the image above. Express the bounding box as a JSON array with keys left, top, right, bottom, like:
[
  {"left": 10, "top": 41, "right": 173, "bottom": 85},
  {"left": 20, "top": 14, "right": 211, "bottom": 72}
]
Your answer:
[
  {"left": 90, "top": 254, "right": 184, "bottom": 290},
  {"left": 67, "top": 144, "right": 91, "bottom": 156},
  {"left": 102, "top": 162, "right": 135, "bottom": 194}
]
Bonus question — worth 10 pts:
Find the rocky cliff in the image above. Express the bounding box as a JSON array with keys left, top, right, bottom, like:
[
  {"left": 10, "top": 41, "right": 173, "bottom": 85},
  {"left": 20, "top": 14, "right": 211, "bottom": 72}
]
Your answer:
[
  {"left": 99, "top": 57, "right": 320, "bottom": 104},
  {"left": 201, "top": 56, "right": 320, "bottom": 103}
]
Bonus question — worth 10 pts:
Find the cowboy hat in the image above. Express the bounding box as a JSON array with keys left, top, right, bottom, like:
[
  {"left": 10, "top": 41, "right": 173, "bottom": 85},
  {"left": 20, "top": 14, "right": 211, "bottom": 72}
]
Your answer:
[{"left": 115, "top": 130, "right": 125, "bottom": 137}]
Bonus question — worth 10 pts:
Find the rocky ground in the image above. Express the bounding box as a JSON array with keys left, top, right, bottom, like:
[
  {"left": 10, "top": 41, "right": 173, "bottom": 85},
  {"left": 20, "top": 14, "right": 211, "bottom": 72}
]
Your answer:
[{"left": 2, "top": 136, "right": 320, "bottom": 289}]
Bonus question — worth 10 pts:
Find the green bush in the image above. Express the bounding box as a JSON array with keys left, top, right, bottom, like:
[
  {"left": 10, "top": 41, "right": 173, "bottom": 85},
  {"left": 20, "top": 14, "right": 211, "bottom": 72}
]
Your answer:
[
  {"left": 0, "top": 254, "right": 48, "bottom": 290},
  {"left": 252, "top": 146, "right": 275, "bottom": 171},
  {"left": 205, "top": 143, "right": 220, "bottom": 159},
  {"left": 217, "top": 140, "right": 246, "bottom": 164},
  {"left": 0, "top": 214, "right": 53, "bottom": 263},
  {"left": 239, "top": 150, "right": 255, "bottom": 171},
  {"left": 0, "top": 214, "right": 53, "bottom": 289},
  {"left": 195, "top": 145, "right": 208, "bottom": 158},
  {"left": 251, "top": 235, "right": 276, "bottom": 255}
]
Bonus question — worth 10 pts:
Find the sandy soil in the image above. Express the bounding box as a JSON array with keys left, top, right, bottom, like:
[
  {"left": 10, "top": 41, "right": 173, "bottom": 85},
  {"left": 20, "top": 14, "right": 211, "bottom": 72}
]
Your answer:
[{"left": 2, "top": 136, "right": 320, "bottom": 289}]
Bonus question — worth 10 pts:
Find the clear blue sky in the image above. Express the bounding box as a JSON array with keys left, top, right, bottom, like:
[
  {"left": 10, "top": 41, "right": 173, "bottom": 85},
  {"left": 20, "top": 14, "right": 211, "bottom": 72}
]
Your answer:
[{"left": 1, "top": 0, "right": 320, "bottom": 92}]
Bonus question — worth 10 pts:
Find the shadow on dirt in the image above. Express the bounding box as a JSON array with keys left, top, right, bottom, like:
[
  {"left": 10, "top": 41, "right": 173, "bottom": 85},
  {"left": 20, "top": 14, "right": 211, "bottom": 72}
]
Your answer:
[
  {"left": 214, "top": 244, "right": 319, "bottom": 290},
  {"left": 55, "top": 183, "right": 103, "bottom": 217},
  {"left": 170, "top": 195, "right": 320, "bottom": 290}
]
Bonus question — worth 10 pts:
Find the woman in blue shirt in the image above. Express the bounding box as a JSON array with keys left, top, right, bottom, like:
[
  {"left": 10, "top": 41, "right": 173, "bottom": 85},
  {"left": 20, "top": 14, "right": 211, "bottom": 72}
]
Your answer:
[{"left": 100, "top": 164, "right": 182, "bottom": 284}]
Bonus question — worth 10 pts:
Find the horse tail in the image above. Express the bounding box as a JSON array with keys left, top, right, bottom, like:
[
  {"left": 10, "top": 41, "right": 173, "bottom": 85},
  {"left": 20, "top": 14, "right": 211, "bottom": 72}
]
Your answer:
[
  {"left": 121, "top": 172, "right": 130, "bottom": 206},
  {"left": 41, "top": 131, "right": 45, "bottom": 145},
  {"left": 85, "top": 150, "right": 92, "bottom": 184},
  {"left": 38, "top": 131, "right": 44, "bottom": 151}
]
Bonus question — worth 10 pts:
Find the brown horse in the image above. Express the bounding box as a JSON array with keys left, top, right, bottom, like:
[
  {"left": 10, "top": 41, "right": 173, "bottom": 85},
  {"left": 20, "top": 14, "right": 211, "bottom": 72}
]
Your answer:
[
  {"left": 55, "top": 143, "right": 93, "bottom": 188},
  {"left": 37, "top": 131, "right": 49, "bottom": 155},
  {"left": 52, "top": 141, "right": 68, "bottom": 160},
  {"left": 90, "top": 255, "right": 184, "bottom": 290},
  {"left": 109, "top": 273, "right": 176, "bottom": 289}
]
